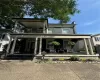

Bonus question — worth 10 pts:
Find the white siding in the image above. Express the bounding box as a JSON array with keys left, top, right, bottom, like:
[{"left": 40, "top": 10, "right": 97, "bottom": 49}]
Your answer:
[{"left": 92, "top": 35, "right": 100, "bottom": 46}]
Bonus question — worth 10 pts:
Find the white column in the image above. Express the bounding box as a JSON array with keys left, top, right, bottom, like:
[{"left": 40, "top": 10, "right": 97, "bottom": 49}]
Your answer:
[
  {"left": 6, "top": 38, "right": 12, "bottom": 55},
  {"left": 34, "top": 38, "right": 38, "bottom": 55},
  {"left": 83, "top": 38, "right": 89, "bottom": 55},
  {"left": 88, "top": 38, "right": 94, "bottom": 55},
  {"left": 46, "top": 29, "right": 48, "bottom": 33},
  {"left": 11, "top": 37, "right": 17, "bottom": 54},
  {"left": 39, "top": 38, "right": 42, "bottom": 55}
]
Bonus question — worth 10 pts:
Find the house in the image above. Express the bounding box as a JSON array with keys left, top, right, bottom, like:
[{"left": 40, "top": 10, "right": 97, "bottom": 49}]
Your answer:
[
  {"left": 0, "top": 29, "right": 12, "bottom": 52},
  {"left": 91, "top": 34, "right": 100, "bottom": 54},
  {"left": 2, "top": 18, "right": 99, "bottom": 59},
  {"left": 91, "top": 34, "right": 100, "bottom": 46}
]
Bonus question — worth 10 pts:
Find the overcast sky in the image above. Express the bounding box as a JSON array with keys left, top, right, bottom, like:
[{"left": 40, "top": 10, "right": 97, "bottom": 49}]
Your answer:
[{"left": 25, "top": 0, "right": 100, "bottom": 34}]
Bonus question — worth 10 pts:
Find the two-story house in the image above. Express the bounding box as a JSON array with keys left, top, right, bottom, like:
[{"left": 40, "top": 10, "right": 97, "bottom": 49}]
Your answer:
[{"left": 5, "top": 18, "right": 98, "bottom": 59}]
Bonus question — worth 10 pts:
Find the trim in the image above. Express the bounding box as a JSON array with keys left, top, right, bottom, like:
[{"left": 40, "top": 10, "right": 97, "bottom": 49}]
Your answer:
[
  {"left": 12, "top": 18, "right": 48, "bottom": 23},
  {"left": 10, "top": 33, "right": 91, "bottom": 36},
  {"left": 92, "top": 34, "right": 100, "bottom": 37}
]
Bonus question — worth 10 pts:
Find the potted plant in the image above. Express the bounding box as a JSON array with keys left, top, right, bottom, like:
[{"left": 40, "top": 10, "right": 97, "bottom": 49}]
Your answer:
[
  {"left": 67, "top": 40, "right": 75, "bottom": 52},
  {"left": 49, "top": 41, "right": 60, "bottom": 53}
]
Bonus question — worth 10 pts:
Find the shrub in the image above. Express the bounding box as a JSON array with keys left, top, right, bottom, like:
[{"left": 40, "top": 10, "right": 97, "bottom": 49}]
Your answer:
[
  {"left": 86, "top": 59, "right": 94, "bottom": 62},
  {"left": 69, "top": 56, "right": 80, "bottom": 61},
  {"left": 81, "top": 58, "right": 86, "bottom": 62},
  {"left": 58, "top": 58, "right": 65, "bottom": 61}
]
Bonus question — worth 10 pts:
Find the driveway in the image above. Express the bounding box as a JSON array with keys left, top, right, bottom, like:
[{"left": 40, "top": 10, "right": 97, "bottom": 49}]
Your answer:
[{"left": 0, "top": 60, "right": 100, "bottom": 80}]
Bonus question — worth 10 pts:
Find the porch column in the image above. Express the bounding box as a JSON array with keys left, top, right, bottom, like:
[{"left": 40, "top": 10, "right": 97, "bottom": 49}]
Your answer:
[
  {"left": 6, "top": 37, "right": 12, "bottom": 55},
  {"left": 11, "top": 37, "right": 17, "bottom": 54},
  {"left": 83, "top": 38, "right": 89, "bottom": 55},
  {"left": 88, "top": 38, "right": 94, "bottom": 55},
  {"left": 34, "top": 37, "right": 38, "bottom": 55},
  {"left": 39, "top": 38, "right": 42, "bottom": 55}
]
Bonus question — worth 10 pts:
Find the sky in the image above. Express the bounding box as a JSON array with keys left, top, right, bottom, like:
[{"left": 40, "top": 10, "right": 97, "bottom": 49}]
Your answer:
[{"left": 25, "top": 0, "right": 100, "bottom": 34}]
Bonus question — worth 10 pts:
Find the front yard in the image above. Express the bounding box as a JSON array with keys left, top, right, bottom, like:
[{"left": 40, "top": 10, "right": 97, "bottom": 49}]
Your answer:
[{"left": 0, "top": 60, "right": 100, "bottom": 80}]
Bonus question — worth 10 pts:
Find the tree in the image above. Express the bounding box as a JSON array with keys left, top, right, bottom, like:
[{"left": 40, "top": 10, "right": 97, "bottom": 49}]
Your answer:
[
  {"left": 0, "top": 0, "right": 25, "bottom": 29},
  {"left": 28, "top": 0, "right": 79, "bottom": 23},
  {"left": 0, "top": 0, "right": 79, "bottom": 29}
]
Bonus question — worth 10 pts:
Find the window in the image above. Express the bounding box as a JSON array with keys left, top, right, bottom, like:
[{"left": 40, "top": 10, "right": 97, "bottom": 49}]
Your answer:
[
  {"left": 97, "top": 37, "right": 100, "bottom": 41},
  {"left": 62, "top": 28, "right": 74, "bottom": 34},
  {"left": 95, "top": 37, "right": 98, "bottom": 41},
  {"left": 98, "top": 37, "right": 100, "bottom": 41},
  {"left": 62, "top": 29, "right": 69, "bottom": 34},
  {"left": 95, "top": 37, "right": 100, "bottom": 41}
]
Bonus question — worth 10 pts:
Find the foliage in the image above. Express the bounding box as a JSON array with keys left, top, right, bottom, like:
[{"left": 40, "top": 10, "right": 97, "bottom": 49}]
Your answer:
[
  {"left": 58, "top": 58, "right": 65, "bottom": 61},
  {"left": 68, "top": 40, "right": 75, "bottom": 46},
  {"left": 69, "top": 56, "right": 80, "bottom": 61},
  {"left": 80, "top": 58, "right": 86, "bottom": 62},
  {"left": 0, "top": 0, "right": 25, "bottom": 29},
  {"left": 49, "top": 41, "right": 60, "bottom": 46},
  {"left": 0, "top": 0, "right": 79, "bottom": 29},
  {"left": 28, "top": 0, "right": 80, "bottom": 23}
]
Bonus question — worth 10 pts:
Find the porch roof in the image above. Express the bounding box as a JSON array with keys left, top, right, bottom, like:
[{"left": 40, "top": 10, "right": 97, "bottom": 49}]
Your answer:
[
  {"left": 13, "top": 18, "right": 48, "bottom": 28},
  {"left": 10, "top": 33, "right": 91, "bottom": 39}
]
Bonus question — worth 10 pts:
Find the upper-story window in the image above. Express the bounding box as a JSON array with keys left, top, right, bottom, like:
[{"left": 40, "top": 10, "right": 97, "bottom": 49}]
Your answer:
[
  {"left": 95, "top": 37, "right": 100, "bottom": 41},
  {"left": 48, "top": 28, "right": 52, "bottom": 34},
  {"left": 62, "top": 28, "right": 69, "bottom": 34},
  {"left": 48, "top": 28, "right": 74, "bottom": 34}
]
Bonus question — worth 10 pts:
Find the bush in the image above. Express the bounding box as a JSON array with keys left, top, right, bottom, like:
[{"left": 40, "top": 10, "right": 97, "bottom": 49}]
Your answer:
[
  {"left": 80, "top": 58, "right": 86, "bottom": 62},
  {"left": 86, "top": 59, "right": 94, "bottom": 62},
  {"left": 58, "top": 58, "right": 65, "bottom": 61},
  {"left": 69, "top": 56, "right": 80, "bottom": 61}
]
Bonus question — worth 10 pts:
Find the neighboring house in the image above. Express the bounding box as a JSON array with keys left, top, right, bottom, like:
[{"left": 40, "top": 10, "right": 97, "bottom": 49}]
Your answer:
[
  {"left": 91, "top": 34, "right": 100, "bottom": 46},
  {"left": 91, "top": 34, "right": 100, "bottom": 54},
  {"left": 5, "top": 18, "right": 96, "bottom": 58},
  {"left": 0, "top": 29, "right": 12, "bottom": 52},
  {"left": 0, "top": 21, "right": 24, "bottom": 52}
]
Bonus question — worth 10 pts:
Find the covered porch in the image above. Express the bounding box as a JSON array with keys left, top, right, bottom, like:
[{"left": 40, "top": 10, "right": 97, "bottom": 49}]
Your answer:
[{"left": 5, "top": 33, "right": 96, "bottom": 57}]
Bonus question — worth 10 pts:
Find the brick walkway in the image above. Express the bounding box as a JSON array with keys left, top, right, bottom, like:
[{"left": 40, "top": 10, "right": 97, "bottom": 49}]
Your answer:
[{"left": 0, "top": 60, "right": 100, "bottom": 80}]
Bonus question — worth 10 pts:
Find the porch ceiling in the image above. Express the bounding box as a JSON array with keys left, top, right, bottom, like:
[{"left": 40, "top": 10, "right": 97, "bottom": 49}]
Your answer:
[
  {"left": 10, "top": 33, "right": 91, "bottom": 39},
  {"left": 21, "top": 21, "right": 45, "bottom": 28},
  {"left": 13, "top": 18, "right": 48, "bottom": 28}
]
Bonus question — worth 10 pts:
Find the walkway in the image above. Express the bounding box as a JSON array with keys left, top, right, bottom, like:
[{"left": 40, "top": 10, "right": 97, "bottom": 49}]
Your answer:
[{"left": 0, "top": 60, "right": 100, "bottom": 80}]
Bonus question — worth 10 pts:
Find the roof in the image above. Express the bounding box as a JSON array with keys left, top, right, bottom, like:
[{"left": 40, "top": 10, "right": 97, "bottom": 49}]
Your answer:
[
  {"left": 12, "top": 18, "right": 48, "bottom": 22},
  {"left": 92, "top": 34, "right": 100, "bottom": 37},
  {"left": 12, "top": 18, "right": 48, "bottom": 28}
]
